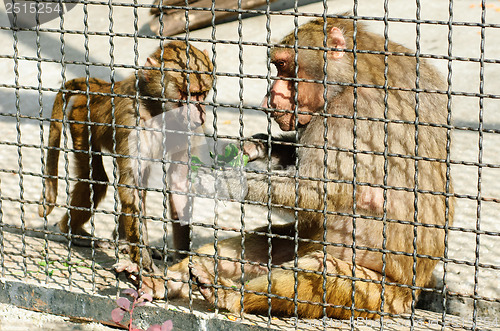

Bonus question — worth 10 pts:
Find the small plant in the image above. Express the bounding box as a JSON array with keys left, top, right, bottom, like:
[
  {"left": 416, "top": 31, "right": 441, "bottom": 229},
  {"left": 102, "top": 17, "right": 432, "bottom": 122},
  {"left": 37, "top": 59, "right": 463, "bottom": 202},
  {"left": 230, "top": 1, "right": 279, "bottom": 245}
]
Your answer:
[
  {"left": 33, "top": 258, "right": 90, "bottom": 276},
  {"left": 111, "top": 289, "right": 173, "bottom": 331},
  {"left": 190, "top": 143, "right": 249, "bottom": 180},
  {"left": 209, "top": 143, "right": 249, "bottom": 168}
]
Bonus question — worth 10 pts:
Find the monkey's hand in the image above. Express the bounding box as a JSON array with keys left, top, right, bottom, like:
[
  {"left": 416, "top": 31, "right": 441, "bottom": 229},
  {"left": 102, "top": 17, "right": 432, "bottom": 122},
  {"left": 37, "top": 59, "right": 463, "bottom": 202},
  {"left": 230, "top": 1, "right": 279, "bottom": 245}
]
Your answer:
[
  {"left": 243, "top": 133, "right": 297, "bottom": 170},
  {"left": 243, "top": 139, "right": 267, "bottom": 161},
  {"left": 189, "top": 262, "right": 242, "bottom": 313},
  {"left": 114, "top": 260, "right": 190, "bottom": 299}
]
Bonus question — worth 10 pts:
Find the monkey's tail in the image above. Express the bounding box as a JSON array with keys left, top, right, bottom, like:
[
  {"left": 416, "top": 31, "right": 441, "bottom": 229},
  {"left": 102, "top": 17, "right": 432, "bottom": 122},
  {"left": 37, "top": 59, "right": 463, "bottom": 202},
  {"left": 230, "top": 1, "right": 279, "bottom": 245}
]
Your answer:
[{"left": 39, "top": 78, "right": 92, "bottom": 217}]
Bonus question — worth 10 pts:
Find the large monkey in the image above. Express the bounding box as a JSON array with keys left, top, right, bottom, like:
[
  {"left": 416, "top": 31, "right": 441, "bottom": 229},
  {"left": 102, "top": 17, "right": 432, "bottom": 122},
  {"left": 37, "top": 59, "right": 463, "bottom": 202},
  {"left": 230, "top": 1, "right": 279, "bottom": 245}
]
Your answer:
[
  {"left": 39, "top": 41, "right": 213, "bottom": 276},
  {"left": 120, "top": 17, "right": 454, "bottom": 319}
]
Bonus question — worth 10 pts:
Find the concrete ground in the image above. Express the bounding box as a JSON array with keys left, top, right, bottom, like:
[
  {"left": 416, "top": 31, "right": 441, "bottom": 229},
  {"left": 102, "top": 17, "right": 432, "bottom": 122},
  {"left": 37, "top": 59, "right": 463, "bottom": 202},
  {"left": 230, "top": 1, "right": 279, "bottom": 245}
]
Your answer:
[
  {"left": 0, "top": 0, "right": 499, "bottom": 329},
  {"left": 0, "top": 303, "right": 116, "bottom": 331}
]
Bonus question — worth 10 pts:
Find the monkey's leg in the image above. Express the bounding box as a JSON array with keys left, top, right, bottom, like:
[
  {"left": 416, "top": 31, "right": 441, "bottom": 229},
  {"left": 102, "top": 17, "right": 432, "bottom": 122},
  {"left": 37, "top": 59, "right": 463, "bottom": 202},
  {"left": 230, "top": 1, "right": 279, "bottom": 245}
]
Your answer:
[
  {"left": 167, "top": 161, "right": 192, "bottom": 261},
  {"left": 192, "top": 251, "right": 412, "bottom": 319},
  {"left": 171, "top": 221, "right": 190, "bottom": 259},
  {"left": 117, "top": 222, "right": 297, "bottom": 300},
  {"left": 114, "top": 235, "right": 241, "bottom": 300},
  {"left": 178, "top": 223, "right": 297, "bottom": 298},
  {"left": 116, "top": 180, "right": 156, "bottom": 268},
  {"left": 59, "top": 148, "right": 109, "bottom": 246}
]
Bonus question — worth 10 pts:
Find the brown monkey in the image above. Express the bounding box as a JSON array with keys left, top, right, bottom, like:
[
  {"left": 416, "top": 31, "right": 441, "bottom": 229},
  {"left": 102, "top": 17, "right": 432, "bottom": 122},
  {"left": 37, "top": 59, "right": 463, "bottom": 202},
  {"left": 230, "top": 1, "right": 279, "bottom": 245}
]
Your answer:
[
  {"left": 39, "top": 41, "right": 213, "bottom": 276},
  {"left": 122, "top": 17, "right": 454, "bottom": 319}
]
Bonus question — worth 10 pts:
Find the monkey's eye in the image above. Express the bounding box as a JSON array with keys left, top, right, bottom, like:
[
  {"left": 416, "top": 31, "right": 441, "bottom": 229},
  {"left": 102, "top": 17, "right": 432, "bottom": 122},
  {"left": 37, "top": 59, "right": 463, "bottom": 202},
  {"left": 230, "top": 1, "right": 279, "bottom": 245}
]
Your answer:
[
  {"left": 180, "top": 91, "right": 208, "bottom": 102},
  {"left": 274, "top": 61, "right": 286, "bottom": 69}
]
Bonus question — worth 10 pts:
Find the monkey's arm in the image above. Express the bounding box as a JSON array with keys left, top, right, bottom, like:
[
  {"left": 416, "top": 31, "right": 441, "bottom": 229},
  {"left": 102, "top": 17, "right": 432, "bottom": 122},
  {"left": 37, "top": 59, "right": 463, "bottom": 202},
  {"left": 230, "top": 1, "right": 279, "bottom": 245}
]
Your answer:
[
  {"left": 245, "top": 173, "right": 325, "bottom": 211},
  {"left": 244, "top": 133, "right": 297, "bottom": 170},
  {"left": 245, "top": 145, "right": 333, "bottom": 211}
]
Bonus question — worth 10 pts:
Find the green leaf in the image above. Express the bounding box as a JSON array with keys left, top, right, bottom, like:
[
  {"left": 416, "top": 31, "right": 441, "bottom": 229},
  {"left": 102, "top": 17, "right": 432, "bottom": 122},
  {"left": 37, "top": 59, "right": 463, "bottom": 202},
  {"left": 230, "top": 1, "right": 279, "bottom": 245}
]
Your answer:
[
  {"left": 227, "top": 152, "right": 249, "bottom": 168},
  {"left": 38, "top": 260, "right": 54, "bottom": 267},
  {"left": 227, "top": 158, "right": 237, "bottom": 167},
  {"left": 225, "top": 144, "right": 236, "bottom": 156},
  {"left": 191, "top": 155, "right": 203, "bottom": 165},
  {"left": 224, "top": 144, "right": 239, "bottom": 160},
  {"left": 190, "top": 155, "right": 204, "bottom": 176},
  {"left": 189, "top": 143, "right": 249, "bottom": 183}
]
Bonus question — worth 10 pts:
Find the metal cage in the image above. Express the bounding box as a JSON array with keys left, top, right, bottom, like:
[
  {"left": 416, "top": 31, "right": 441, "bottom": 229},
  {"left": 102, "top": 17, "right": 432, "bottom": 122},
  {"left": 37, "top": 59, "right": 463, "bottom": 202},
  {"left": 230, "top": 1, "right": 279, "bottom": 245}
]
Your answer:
[{"left": 0, "top": 0, "right": 499, "bottom": 330}]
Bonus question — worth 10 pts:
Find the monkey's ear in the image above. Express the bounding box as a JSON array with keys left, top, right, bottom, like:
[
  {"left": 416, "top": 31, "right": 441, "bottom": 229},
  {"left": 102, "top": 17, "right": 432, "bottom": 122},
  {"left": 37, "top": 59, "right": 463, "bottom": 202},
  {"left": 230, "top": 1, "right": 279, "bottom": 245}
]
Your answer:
[
  {"left": 328, "top": 27, "right": 346, "bottom": 60},
  {"left": 203, "top": 49, "right": 209, "bottom": 56},
  {"left": 145, "top": 57, "right": 160, "bottom": 67}
]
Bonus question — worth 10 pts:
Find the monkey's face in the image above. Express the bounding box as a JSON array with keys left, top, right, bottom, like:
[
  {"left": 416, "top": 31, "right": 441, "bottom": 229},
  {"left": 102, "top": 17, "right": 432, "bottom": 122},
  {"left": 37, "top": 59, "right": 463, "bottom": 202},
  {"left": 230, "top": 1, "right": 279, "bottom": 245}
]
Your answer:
[
  {"left": 177, "top": 91, "right": 209, "bottom": 127},
  {"left": 263, "top": 23, "right": 350, "bottom": 131},
  {"left": 141, "top": 42, "right": 214, "bottom": 127},
  {"left": 263, "top": 80, "right": 319, "bottom": 131},
  {"left": 264, "top": 49, "right": 326, "bottom": 131}
]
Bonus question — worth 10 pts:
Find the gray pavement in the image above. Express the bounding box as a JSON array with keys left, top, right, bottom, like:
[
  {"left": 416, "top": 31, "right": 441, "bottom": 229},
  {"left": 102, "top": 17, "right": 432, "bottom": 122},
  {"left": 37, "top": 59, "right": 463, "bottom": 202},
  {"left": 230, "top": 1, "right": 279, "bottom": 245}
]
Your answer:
[{"left": 0, "top": 303, "right": 116, "bottom": 331}]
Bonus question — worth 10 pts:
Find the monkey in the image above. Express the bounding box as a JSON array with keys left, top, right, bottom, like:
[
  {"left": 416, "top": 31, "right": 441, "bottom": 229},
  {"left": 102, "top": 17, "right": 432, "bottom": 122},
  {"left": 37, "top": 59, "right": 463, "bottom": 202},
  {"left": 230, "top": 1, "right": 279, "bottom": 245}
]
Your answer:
[
  {"left": 38, "top": 41, "right": 214, "bottom": 278},
  {"left": 118, "top": 16, "right": 454, "bottom": 319}
]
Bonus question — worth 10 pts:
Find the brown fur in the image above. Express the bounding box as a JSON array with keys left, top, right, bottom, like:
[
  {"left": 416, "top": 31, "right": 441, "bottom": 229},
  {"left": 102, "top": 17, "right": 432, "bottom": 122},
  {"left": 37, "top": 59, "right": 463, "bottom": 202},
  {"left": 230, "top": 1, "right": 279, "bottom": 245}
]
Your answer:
[
  {"left": 126, "top": 17, "right": 454, "bottom": 319},
  {"left": 39, "top": 41, "right": 213, "bottom": 274}
]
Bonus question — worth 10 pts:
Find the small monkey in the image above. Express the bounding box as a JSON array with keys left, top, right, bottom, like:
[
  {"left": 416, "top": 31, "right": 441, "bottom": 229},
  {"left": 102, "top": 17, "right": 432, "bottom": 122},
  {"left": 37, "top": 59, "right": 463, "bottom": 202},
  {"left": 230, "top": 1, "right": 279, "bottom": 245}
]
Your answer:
[
  {"left": 39, "top": 41, "right": 213, "bottom": 277},
  {"left": 123, "top": 17, "right": 454, "bottom": 319}
]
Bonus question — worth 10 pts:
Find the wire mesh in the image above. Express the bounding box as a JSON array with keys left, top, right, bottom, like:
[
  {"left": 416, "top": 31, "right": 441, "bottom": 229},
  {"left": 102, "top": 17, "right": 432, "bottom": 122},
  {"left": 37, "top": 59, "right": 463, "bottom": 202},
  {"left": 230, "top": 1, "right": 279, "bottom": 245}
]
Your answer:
[{"left": 0, "top": 0, "right": 499, "bottom": 330}]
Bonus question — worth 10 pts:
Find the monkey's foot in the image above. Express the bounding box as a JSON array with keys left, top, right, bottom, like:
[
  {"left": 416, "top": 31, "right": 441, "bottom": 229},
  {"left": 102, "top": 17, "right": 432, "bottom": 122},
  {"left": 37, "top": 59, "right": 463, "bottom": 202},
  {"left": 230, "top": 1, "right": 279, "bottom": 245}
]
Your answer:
[
  {"left": 72, "top": 236, "right": 112, "bottom": 249},
  {"left": 56, "top": 223, "right": 111, "bottom": 249},
  {"left": 189, "top": 262, "right": 241, "bottom": 313}
]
